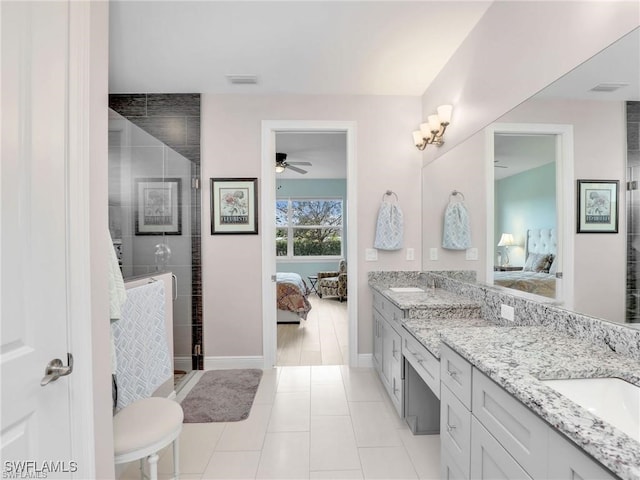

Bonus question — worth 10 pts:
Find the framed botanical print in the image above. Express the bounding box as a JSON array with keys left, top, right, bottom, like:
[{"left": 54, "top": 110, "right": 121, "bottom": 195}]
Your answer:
[
  {"left": 210, "top": 178, "right": 258, "bottom": 234},
  {"left": 577, "top": 180, "right": 619, "bottom": 233},
  {"left": 135, "top": 178, "right": 182, "bottom": 235}
]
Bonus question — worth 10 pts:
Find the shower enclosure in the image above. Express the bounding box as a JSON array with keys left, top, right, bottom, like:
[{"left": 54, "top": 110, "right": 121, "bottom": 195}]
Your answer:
[{"left": 108, "top": 108, "right": 203, "bottom": 373}]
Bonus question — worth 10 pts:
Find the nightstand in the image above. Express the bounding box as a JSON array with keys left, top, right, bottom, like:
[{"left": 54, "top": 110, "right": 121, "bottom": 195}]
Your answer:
[{"left": 494, "top": 266, "right": 522, "bottom": 271}]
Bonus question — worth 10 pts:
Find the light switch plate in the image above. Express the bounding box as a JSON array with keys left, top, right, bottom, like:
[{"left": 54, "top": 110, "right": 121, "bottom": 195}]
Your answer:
[
  {"left": 406, "top": 248, "right": 415, "bottom": 261},
  {"left": 430, "top": 248, "right": 438, "bottom": 261},
  {"left": 365, "top": 248, "right": 378, "bottom": 261},
  {"left": 466, "top": 247, "right": 478, "bottom": 260}
]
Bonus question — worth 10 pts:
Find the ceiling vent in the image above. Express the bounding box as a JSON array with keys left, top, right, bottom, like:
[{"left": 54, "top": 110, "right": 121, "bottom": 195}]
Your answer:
[
  {"left": 589, "top": 82, "right": 629, "bottom": 92},
  {"left": 226, "top": 74, "right": 258, "bottom": 85}
]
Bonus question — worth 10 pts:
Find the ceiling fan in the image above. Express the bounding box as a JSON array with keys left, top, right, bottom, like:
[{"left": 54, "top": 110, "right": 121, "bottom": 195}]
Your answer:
[
  {"left": 494, "top": 160, "right": 508, "bottom": 169},
  {"left": 275, "top": 152, "right": 312, "bottom": 174}
]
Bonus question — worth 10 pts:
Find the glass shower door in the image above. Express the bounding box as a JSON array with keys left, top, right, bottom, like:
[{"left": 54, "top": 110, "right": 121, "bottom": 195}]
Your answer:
[{"left": 108, "top": 109, "right": 201, "bottom": 374}]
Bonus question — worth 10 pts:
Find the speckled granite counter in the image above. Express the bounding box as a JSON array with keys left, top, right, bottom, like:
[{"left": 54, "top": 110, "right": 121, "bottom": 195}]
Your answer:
[
  {"left": 403, "top": 318, "right": 495, "bottom": 358},
  {"left": 440, "top": 326, "right": 640, "bottom": 480},
  {"left": 370, "top": 283, "right": 482, "bottom": 319}
]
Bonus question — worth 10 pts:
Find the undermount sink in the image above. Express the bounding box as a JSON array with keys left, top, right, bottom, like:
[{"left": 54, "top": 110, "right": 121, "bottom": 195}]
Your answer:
[
  {"left": 541, "top": 377, "right": 640, "bottom": 441},
  {"left": 389, "top": 287, "right": 425, "bottom": 293}
]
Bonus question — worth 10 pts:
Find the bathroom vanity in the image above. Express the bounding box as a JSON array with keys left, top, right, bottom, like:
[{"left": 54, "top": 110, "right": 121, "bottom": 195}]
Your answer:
[{"left": 369, "top": 271, "right": 640, "bottom": 480}]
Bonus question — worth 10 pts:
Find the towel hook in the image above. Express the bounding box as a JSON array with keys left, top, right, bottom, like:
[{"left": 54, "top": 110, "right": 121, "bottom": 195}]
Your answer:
[
  {"left": 450, "top": 190, "right": 465, "bottom": 201},
  {"left": 382, "top": 190, "right": 399, "bottom": 202}
]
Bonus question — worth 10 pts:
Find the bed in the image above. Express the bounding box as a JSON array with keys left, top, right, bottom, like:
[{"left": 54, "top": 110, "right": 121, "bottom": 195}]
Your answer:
[
  {"left": 276, "top": 272, "right": 312, "bottom": 323},
  {"left": 493, "top": 228, "right": 557, "bottom": 298}
]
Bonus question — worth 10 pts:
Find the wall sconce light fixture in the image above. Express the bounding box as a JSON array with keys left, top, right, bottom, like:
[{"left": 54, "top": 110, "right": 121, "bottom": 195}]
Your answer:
[{"left": 412, "top": 104, "right": 453, "bottom": 150}]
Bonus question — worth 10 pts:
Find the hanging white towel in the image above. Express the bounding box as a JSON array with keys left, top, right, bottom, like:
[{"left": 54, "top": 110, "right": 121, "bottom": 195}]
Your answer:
[
  {"left": 111, "top": 281, "right": 172, "bottom": 411},
  {"left": 374, "top": 201, "right": 403, "bottom": 251},
  {"left": 442, "top": 201, "right": 471, "bottom": 250}
]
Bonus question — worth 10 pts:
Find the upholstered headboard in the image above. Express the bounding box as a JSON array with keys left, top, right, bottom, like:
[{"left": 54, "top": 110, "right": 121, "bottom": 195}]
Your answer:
[{"left": 525, "top": 228, "right": 557, "bottom": 258}]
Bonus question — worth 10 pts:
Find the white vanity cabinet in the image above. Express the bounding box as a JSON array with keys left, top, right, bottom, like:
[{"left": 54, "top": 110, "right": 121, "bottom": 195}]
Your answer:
[
  {"left": 439, "top": 345, "right": 618, "bottom": 480},
  {"left": 372, "top": 291, "right": 405, "bottom": 416},
  {"left": 547, "top": 430, "right": 617, "bottom": 480}
]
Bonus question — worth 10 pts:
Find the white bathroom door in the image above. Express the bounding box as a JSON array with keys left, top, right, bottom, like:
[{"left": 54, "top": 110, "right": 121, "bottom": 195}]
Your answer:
[{"left": 1, "top": 2, "right": 75, "bottom": 475}]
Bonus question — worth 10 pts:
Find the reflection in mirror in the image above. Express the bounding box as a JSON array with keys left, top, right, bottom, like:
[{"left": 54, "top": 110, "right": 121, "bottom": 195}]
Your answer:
[
  {"left": 483, "top": 27, "right": 639, "bottom": 325},
  {"left": 492, "top": 133, "right": 558, "bottom": 299}
]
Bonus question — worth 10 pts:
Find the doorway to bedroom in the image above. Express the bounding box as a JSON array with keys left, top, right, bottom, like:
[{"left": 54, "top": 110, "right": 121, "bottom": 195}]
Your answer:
[{"left": 261, "top": 121, "right": 357, "bottom": 368}]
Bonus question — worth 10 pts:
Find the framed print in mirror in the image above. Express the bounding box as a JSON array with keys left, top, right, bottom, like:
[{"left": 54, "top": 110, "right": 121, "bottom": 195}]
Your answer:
[
  {"left": 210, "top": 178, "right": 258, "bottom": 234},
  {"left": 577, "top": 180, "right": 619, "bottom": 233},
  {"left": 135, "top": 178, "right": 182, "bottom": 235}
]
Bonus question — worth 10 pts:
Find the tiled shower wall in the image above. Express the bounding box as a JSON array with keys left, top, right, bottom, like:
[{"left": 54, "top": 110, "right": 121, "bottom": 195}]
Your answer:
[
  {"left": 109, "top": 93, "right": 203, "bottom": 369},
  {"left": 627, "top": 101, "right": 639, "bottom": 323}
]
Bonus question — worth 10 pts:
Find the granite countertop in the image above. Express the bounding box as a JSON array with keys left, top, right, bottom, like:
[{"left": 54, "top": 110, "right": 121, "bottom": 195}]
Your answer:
[
  {"left": 440, "top": 326, "right": 640, "bottom": 480},
  {"left": 370, "top": 283, "right": 481, "bottom": 318},
  {"left": 403, "top": 318, "right": 495, "bottom": 358}
]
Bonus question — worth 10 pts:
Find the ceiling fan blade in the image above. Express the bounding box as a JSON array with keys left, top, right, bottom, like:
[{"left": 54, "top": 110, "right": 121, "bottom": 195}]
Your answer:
[
  {"left": 286, "top": 165, "right": 308, "bottom": 174},
  {"left": 287, "top": 161, "right": 312, "bottom": 166}
]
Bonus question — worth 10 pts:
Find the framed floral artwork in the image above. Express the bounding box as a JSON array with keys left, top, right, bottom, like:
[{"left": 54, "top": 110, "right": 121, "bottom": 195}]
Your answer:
[
  {"left": 577, "top": 179, "right": 619, "bottom": 233},
  {"left": 135, "top": 178, "right": 182, "bottom": 235},
  {"left": 210, "top": 178, "right": 258, "bottom": 234}
]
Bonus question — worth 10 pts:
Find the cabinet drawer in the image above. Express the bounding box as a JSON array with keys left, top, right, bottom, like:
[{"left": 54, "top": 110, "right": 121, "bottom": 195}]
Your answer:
[
  {"left": 440, "top": 343, "right": 472, "bottom": 409},
  {"left": 403, "top": 330, "right": 440, "bottom": 398},
  {"left": 547, "top": 430, "right": 617, "bottom": 480},
  {"left": 472, "top": 369, "right": 548, "bottom": 479},
  {"left": 440, "top": 384, "right": 471, "bottom": 478},
  {"left": 470, "top": 416, "right": 533, "bottom": 480},
  {"left": 372, "top": 291, "right": 405, "bottom": 328}
]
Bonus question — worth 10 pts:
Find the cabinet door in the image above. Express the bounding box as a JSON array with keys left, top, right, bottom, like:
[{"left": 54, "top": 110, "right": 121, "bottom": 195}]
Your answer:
[
  {"left": 547, "top": 430, "right": 617, "bottom": 480},
  {"left": 372, "top": 311, "right": 383, "bottom": 371},
  {"left": 442, "top": 449, "right": 469, "bottom": 480},
  {"left": 388, "top": 327, "right": 403, "bottom": 415},
  {"left": 381, "top": 321, "right": 393, "bottom": 387},
  {"left": 470, "top": 417, "right": 532, "bottom": 480},
  {"left": 441, "top": 384, "right": 471, "bottom": 478}
]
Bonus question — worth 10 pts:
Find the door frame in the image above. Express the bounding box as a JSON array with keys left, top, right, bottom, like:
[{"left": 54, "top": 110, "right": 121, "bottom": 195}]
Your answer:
[
  {"left": 485, "top": 122, "right": 574, "bottom": 309},
  {"left": 261, "top": 120, "right": 358, "bottom": 368}
]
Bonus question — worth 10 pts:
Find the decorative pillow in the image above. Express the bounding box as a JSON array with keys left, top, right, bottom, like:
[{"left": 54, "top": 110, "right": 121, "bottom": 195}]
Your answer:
[
  {"left": 523, "top": 253, "right": 552, "bottom": 273},
  {"left": 549, "top": 256, "right": 558, "bottom": 275}
]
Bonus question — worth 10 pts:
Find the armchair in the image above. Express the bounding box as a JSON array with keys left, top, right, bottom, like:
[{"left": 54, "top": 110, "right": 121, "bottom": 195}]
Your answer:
[{"left": 317, "top": 260, "right": 347, "bottom": 302}]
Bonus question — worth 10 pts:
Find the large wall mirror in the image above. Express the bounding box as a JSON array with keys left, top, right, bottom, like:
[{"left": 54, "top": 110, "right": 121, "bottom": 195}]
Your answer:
[{"left": 483, "top": 27, "right": 639, "bottom": 325}]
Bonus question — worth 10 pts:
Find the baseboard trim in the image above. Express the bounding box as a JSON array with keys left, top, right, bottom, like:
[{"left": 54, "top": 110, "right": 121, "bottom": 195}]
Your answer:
[
  {"left": 204, "top": 356, "right": 265, "bottom": 370},
  {"left": 357, "top": 353, "right": 373, "bottom": 368},
  {"left": 174, "top": 356, "right": 192, "bottom": 372}
]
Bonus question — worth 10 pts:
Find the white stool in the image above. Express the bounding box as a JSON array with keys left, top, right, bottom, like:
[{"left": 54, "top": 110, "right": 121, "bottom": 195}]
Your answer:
[{"left": 114, "top": 397, "right": 183, "bottom": 480}]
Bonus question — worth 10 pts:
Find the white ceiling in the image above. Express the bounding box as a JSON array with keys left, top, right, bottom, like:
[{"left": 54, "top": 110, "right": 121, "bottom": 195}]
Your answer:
[
  {"left": 494, "top": 26, "right": 639, "bottom": 180},
  {"left": 275, "top": 132, "right": 347, "bottom": 179},
  {"left": 494, "top": 134, "right": 556, "bottom": 181},
  {"left": 108, "top": 1, "right": 492, "bottom": 96},
  {"left": 535, "top": 27, "right": 639, "bottom": 101}
]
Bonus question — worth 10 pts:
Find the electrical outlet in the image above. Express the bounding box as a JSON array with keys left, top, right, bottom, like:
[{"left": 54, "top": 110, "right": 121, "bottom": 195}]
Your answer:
[
  {"left": 501, "top": 304, "right": 515, "bottom": 322},
  {"left": 406, "top": 248, "right": 415, "bottom": 261},
  {"left": 430, "top": 248, "right": 438, "bottom": 261},
  {"left": 365, "top": 248, "right": 378, "bottom": 261},
  {"left": 466, "top": 247, "right": 478, "bottom": 260}
]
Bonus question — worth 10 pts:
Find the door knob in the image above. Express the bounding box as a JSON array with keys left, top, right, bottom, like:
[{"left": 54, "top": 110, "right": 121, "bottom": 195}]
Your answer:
[{"left": 41, "top": 353, "right": 73, "bottom": 386}]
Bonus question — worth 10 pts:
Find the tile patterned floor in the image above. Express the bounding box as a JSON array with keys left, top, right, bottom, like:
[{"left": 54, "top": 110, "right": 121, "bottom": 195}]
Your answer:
[{"left": 119, "top": 366, "right": 441, "bottom": 480}]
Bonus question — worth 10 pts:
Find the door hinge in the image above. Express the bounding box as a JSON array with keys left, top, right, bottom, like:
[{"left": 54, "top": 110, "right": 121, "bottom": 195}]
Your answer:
[
  {"left": 192, "top": 178, "right": 200, "bottom": 190},
  {"left": 628, "top": 180, "right": 638, "bottom": 191}
]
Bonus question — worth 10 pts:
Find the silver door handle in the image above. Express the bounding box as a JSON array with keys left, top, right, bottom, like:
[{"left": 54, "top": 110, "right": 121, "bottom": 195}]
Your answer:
[
  {"left": 172, "top": 274, "right": 178, "bottom": 301},
  {"left": 41, "top": 353, "right": 73, "bottom": 386}
]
